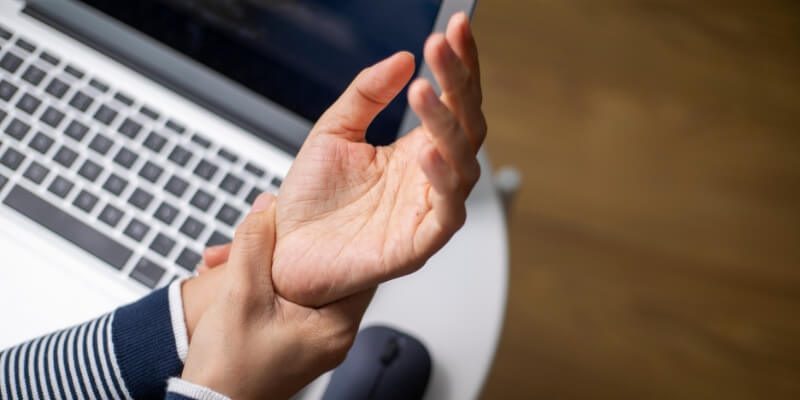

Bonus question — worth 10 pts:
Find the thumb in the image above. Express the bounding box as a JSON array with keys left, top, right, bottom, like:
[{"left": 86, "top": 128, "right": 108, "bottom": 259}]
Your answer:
[
  {"left": 316, "top": 51, "right": 416, "bottom": 141},
  {"left": 226, "top": 193, "right": 277, "bottom": 294}
]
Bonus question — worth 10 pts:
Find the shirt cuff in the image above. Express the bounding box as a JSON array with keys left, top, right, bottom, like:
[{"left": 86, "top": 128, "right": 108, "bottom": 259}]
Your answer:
[
  {"left": 168, "top": 277, "right": 190, "bottom": 363},
  {"left": 165, "top": 378, "right": 231, "bottom": 400}
]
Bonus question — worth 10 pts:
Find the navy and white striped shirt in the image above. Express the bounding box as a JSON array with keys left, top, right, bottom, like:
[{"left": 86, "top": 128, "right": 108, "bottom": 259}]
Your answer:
[{"left": 0, "top": 281, "right": 229, "bottom": 400}]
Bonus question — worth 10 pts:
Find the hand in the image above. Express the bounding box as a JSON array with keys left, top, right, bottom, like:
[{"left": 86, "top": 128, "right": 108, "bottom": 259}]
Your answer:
[
  {"left": 273, "top": 13, "right": 486, "bottom": 306},
  {"left": 182, "top": 194, "right": 373, "bottom": 399}
]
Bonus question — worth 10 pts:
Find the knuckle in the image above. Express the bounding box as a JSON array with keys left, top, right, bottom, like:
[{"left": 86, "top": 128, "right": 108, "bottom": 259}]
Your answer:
[
  {"left": 459, "top": 160, "right": 481, "bottom": 190},
  {"left": 478, "top": 113, "right": 488, "bottom": 138},
  {"left": 468, "top": 161, "right": 482, "bottom": 187},
  {"left": 445, "top": 116, "right": 462, "bottom": 137}
]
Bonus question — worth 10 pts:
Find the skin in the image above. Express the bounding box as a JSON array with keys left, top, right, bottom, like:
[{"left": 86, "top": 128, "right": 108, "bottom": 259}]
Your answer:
[
  {"left": 182, "top": 194, "right": 374, "bottom": 399},
  {"left": 193, "top": 12, "right": 486, "bottom": 307},
  {"left": 179, "top": 13, "right": 485, "bottom": 398}
]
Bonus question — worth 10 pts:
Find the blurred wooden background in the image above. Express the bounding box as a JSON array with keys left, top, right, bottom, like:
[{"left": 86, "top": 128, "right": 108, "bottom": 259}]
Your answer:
[{"left": 473, "top": 0, "right": 800, "bottom": 398}]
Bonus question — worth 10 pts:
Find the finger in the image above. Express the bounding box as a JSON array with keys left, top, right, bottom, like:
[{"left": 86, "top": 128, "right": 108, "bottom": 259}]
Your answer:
[
  {"left": 424, "top": 32, "right": 486, "bottom": 150},
  {"left": 409, "top": 79, "right": 477, "bottom": 189},
  {"left": 203, "top": 243, "right": 232, "bottom": 268},
  {"left": 226, "top": 193, "right": 277, "bottom": 294},
  {"left": 446, "top": 12, "right": 481, "bottom": 82},
  {"left": 316, "top": 51, "right": 416, "bottom": 141},
  {"left": 196, "top": 263, "right": 209, "bottom": 274},
  {"left": 417, "top": 144, "right": 468, "bottom": 251}
]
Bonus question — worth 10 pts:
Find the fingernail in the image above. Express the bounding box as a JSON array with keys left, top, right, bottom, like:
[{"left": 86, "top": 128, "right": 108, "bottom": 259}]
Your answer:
[
  {"left": 205, "top": 244, "right": 224, "bottom": 252},
  {"left": 250, "top": 193, "right": 274, "bottom": 213}
]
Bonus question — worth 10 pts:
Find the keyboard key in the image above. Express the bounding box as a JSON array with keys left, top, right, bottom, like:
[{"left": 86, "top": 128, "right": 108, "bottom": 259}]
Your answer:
[
  {"left": 0, "top": 52, "right": 23, "bottom": 73},
  {"left": 207, "top": 231, "right": 231, "bottom": 247},
  {"left": 0, "top": 25, "right": 11, "bottom": 40},
  {"left": 0, "top": 80, "right": 18, "bottom": 101},
  {"left": 5, "top": 118, "right": 30, "bottom": 140},
  {"left": 139, "top": 106, "right": 159, "bottom": 120},
  {"left": 15, "top": 38, "right": 36, "bottom": 53},
  {"left": 113, "top": 147, "right": 138, "bottom": 169},
  {"left": 129, "top": 258, "right": 165, "bottom": 289},
  {"left": 193, "top": 159, "right": 218, "bottom": 181},
  {"left": 245, "top": 187, "right": 262, "bottom": 204},
  {"left": 143, "top": 131, "right": 167, "bottom": 153},
  {"left": 175, "top": 248, "right": 201, "bottom": 271},
  {"left": 216, "top": 204, "right": 241, "bottom": 227},
  {"left": 179, "top": 216, "right": 205, "bottom": 240},
  {"left": 102, "top": 173, "right": 128, "bottom": 196},
  {"left": 128, "top": 188, "right": 153, "bottom": 210},
  {"left": 124, "top": 218, "right": 150, "bottom": 241},
  {"left": 88, "top": 133, "right": 114, "bottom": 155},
  {"left": 138, "top": 161, "right": 163, "bottom": 183},
  {"left": 48, "top": 175, "right": 74, "bottom": 198},
  {"left": 45, "top": 78, "right": 69, "bottom": 99},
  {"left": 98, "top": 204, "right": 124, "bottom": 228},
  {"left": 16, "top": 93, "right": 42, "bottom": 115},
  {"left": 23, "top": 161, "right": 49, "bottom": 184},
  {"left": 190, "top": 189, "right": 215, "bottom": 212},
  {"left": 168, "top": 145, "right": 192, "bottom": 166},
  {"left": 0, "top": 109, "right": 5, "bottom": 124},
  {"left": 53, "top": 146, "right": 78, "bottom": 168},
  {"left": 4, "top": 185, "right": 132, "bottom": 269},
  {"left": 64, "top": 65, "right": 84, "bottom": 79},
  {"left": 73, "top": 190, "right": 99, "bottom": 213},
  {"left": 1, "top": 147, "right": 25, "bottom": 170},
  {"left": 271, "top": 177, "right": 283, "bottom": 188},
  {"left": 40, "top": 106, "right": 65, "bottom": 128},
  {"left": 39, "top": 51, "right": 60, "bottom": 67},
  {"left": 88, "top": 78, "right": 109, "bottom": 93},
  {"left": 218, "top": 148, "right": 238, "bottom": 163},
  {"left": 64, "top": 120, "right": 89, "bottom": 141},
  {"left": 68, "top": 91, "right": 94, "bottom": 112},
  {"left": 113, "top": 92, "right": 133, "bottom": 106},
  {"left": 244, "top": 162, "right": 265, "bottom": 177},
  {"left": 22, "top": 65, "right": 46, "bottom": 86},
  {"left": 165, "top": 175, "right": 189, "bottom": 197},
  {"left": 0, "top": 173, "right": 7, "bottom": 191},
  {"left": 29, "top": 131, "right": 54, "bottom": 154},
  {"left": 190, "top": 133, "right": 210, "bottom": 148},
  {"left": 219, "top": 173, "right": 244, "bottom": 195},
  {"left": 78, "top": 159, "right": 103, "bottom": 182},
  {"left": 150, "top": 233, "right": 176, "bottom": 257},
  {"left": 118, "top": 118, "right": 142, "bottom": 139},
  {"left": 93, "top": 104, "right": 118, "bottom": 125},
  {"left": 154, "top": 201, "right": 179, "bottom": 225},
  {"left": 166, "top": 120, "right": 185, "bottom": 134}
]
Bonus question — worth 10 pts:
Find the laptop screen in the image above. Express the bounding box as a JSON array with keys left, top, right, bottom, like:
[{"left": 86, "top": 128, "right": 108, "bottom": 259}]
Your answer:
[{"left": 73, "top": 0, "right": 443, "bottom": 146}]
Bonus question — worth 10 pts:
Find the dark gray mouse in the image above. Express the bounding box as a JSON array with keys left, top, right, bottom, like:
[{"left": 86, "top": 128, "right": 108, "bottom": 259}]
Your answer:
[{"left": 321, "top": 325, "right": 432, "bottom": 400}]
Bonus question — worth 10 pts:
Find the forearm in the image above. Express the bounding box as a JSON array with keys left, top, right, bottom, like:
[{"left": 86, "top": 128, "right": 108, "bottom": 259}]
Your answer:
[{"left": 0, "top": 282, "right": 188, "bottom": 399}]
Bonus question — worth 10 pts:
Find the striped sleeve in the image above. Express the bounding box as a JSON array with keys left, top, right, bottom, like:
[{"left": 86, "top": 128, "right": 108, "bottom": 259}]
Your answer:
[{"left": 0, "top": 280, "right": 191, "bottom": 399}]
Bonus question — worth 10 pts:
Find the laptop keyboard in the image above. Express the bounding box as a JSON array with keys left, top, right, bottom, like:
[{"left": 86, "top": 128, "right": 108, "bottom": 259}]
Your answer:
[{"left": 0, "top": 24, "right": 282, "bottom": 289}]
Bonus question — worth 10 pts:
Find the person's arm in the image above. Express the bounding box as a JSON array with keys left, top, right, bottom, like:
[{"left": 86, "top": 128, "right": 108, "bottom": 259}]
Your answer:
[{"left": 0, "top": 279, "right": 194, "bottom": 399}]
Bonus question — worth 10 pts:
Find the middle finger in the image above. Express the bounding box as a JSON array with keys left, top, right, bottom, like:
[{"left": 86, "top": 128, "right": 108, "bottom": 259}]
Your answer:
[{"left": 424, "top": 33, "right": 485, "bottom": 151}]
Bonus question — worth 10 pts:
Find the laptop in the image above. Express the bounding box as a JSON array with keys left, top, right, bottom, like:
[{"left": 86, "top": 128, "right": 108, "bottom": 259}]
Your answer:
[{"left": 0, "top": 0, "right": 475, "bottom": 356}]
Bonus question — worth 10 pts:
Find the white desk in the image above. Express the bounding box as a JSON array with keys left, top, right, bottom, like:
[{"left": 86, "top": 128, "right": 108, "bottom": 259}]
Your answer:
[{"left": 303, "top": 152, "right": 509, "bottom": 400}]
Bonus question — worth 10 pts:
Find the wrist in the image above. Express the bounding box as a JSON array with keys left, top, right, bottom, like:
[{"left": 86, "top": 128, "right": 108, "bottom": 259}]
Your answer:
[{"left": 181, "top": 266, "right": 226, "bottom": 341}]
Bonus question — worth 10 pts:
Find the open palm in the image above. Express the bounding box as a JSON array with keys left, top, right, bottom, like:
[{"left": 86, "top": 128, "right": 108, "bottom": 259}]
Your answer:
[
  {"left": 201, "top": 15, "right": 486, "bottom": 306},
  {"left": 272, "top": 15, "right": 486, "bottom": 306}
]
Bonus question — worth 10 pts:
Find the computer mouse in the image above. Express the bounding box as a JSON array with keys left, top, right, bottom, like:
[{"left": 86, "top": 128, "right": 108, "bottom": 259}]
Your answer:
[{"left": 321, "top": 325, "right": 432, "bottom": 400}]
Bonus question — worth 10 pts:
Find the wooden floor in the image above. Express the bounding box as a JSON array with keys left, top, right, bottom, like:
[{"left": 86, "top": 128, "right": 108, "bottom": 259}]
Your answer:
[{"left": 472, "top": 1, "right": 800, "bottom": 398}]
